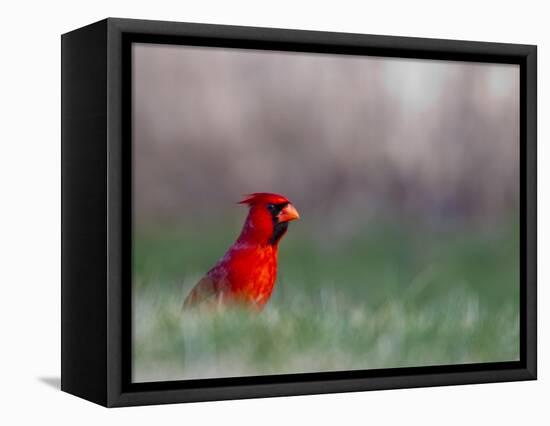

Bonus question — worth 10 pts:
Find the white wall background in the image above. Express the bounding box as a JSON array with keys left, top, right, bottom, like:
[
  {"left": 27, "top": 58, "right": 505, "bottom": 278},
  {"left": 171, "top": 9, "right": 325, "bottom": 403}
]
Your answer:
[{"left": 0, "top": 0, "right": 546, "bottom": 423}]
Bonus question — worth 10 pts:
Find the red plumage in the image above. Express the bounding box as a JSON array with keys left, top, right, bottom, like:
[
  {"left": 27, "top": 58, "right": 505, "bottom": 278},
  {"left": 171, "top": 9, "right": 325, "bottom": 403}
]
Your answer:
[{"left": 183, "top": 193, "right": 300, "bottom": 310}]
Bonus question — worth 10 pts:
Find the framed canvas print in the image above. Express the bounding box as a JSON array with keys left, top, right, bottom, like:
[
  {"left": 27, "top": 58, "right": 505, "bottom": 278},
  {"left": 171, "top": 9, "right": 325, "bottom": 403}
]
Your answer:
[{"left": 61, "top": 18, "right": 537, "bottom": 407}]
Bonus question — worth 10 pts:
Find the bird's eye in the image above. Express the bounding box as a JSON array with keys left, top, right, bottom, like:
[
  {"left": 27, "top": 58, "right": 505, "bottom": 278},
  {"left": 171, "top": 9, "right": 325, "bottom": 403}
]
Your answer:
[{"left": 267, "top": 204, "right": 275, "bottom": 211}]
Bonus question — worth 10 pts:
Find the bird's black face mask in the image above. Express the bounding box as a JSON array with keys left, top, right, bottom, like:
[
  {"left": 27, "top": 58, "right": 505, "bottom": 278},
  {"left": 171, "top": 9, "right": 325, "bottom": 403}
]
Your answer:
[{"left": 267, "top": 202, "right": 289, "bottom": 245}]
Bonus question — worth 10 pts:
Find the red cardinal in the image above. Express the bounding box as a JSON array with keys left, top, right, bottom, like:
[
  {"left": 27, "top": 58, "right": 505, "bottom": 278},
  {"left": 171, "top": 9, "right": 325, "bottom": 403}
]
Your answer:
[{"left": 183, "top": 193, "right": 300, "bottom": 310}]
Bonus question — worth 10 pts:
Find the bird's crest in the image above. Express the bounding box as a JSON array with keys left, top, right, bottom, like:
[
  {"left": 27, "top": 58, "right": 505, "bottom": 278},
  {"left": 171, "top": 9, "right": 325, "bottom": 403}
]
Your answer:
[{"left": 238, "top": 193, "right": 290, "bottom": 206}]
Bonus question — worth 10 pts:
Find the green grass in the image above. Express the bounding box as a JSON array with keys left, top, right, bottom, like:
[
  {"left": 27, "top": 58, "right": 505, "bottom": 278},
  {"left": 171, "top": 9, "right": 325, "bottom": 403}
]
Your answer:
[{"left": 132, "top": 219, "right": 519, "bottom": 382}]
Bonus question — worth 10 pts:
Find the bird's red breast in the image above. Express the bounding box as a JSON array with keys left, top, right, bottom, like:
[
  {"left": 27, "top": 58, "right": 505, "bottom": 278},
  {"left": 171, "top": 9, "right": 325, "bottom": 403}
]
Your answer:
[{"left": 183, "top": 193, "right": 300, "bottom": 310}]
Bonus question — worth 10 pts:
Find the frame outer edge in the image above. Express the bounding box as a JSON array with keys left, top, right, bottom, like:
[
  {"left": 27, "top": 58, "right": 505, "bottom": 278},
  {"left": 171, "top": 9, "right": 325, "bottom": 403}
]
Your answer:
[
  {"left": 106, "top": 18, "right": 125, "bottom": 407},
  {"left": 105, "top": 17, "right": 536, "bottom": 56},
  {"left": 525, "top": 45, "right": 537, "bottom": 379},
  {"left": 61, "top": 19, "right": 109, "bottom": 407}
]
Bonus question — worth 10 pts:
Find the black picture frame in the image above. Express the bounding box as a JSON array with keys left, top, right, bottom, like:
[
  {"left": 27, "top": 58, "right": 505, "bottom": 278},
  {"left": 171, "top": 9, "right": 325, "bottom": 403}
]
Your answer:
[{"left": 61, "top": 17, "right": 537, "bottom": 407}]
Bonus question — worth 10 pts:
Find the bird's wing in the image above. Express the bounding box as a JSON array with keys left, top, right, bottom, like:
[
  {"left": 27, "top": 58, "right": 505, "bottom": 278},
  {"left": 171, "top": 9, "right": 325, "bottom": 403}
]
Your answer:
[{"left": 183, "top": 275, "right": 226, "bottom": 310}]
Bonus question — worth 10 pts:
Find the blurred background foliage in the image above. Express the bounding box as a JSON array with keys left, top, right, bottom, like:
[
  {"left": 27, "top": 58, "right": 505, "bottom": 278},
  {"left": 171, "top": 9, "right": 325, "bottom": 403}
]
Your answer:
[{"left": 132, "top": 44, "right": 519, "bottom": 382}]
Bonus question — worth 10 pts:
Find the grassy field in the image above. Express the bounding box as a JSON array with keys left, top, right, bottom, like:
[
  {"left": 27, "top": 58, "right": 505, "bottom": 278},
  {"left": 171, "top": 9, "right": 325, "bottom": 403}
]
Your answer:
[{"left": 132, "top": 219, "right": 519, "bottom": 382}]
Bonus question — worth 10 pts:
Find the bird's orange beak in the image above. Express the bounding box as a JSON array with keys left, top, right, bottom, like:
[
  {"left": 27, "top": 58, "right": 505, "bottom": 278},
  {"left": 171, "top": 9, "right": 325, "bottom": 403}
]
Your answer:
[{"left": 278, "top": 203, "right": 300, "bottom": 223}]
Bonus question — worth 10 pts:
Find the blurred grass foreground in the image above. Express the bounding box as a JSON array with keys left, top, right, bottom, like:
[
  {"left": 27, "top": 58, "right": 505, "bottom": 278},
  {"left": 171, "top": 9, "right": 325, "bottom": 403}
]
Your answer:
[{"left": 132, "top": 219, "right": 519, "bottom": 382}]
